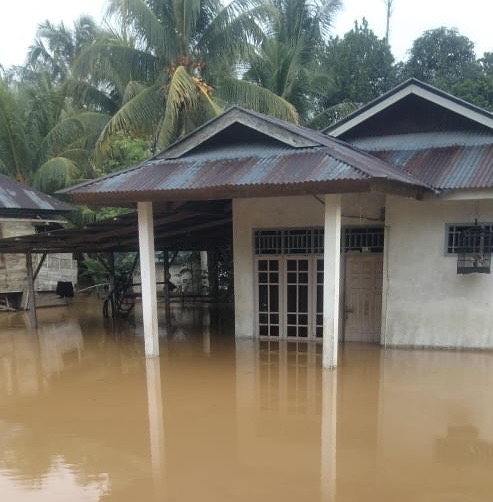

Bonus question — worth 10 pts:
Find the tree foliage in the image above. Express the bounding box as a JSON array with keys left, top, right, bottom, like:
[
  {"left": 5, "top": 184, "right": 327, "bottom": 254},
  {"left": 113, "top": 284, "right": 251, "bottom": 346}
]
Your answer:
[
  {"left": 72, "top": 0, "right": 298, "bottom": 157},
  {"left": 243, "top": 0, "right": 341, "bottom": 122},
  {"left": 3, "top": 2, "right": 493, "bottom": 196},
  {"left": 311, "top": 18, "right": 396, "bottom": 129},
  {"left": 402, "top": 27, "right": 479, "bottom": 88}
]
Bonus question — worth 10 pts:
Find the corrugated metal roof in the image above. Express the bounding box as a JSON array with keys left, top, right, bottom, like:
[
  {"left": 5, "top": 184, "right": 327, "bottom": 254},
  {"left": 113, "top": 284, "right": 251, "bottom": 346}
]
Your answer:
[
  {"left": 372, "top": 144, "right": 493, "bottom": 190},
  {"left": 0, "top": 174, "right": 73, "bottom": 213},
  {"left": 353, "top": 131, "right": 493, "bottom": 151},
  {"left": 64, "top": 145, "right": 428, "bottom": 200},
  {"left": 0, "top": 201, "right": 232, "bottom": 254}
]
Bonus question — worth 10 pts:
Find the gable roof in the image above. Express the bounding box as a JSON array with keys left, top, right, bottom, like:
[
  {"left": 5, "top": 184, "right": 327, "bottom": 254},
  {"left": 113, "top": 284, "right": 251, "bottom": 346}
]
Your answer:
[
  {"left": 0, "top": 173, "right": 73, "bottom": 216},
  {"left": 60, "top": 106, "right": 430, "bottom": 205},
  {"left": 325, "top": 79, "right": 493, "bottom": 138},
  {"left": 323, "top": 79, "right": 493, "bottom": 193}
]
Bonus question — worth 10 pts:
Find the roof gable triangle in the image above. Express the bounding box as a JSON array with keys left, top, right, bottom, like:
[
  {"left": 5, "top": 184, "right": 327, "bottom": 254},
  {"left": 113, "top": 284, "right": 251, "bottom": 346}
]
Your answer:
[
  {"left": 326, "top": 79, "right": 493, "bottom": 138},
  {"left": 156, "top": 107, "right": 324, "bottom": 159}
]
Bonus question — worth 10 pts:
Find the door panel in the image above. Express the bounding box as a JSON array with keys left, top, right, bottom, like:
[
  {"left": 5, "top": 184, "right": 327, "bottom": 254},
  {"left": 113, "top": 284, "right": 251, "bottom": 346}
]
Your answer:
[
  {"left": 257, "top": 258, "right": 281, "bottom": 337},
  {"left": 256, "top": 256, "right": 322, "bottom": 340},
  {"left": 344, "top": 254, "right": 383, "bottom": 343},
  {"left": 285, "top": 258, "right": 310, "bottom": 338}
]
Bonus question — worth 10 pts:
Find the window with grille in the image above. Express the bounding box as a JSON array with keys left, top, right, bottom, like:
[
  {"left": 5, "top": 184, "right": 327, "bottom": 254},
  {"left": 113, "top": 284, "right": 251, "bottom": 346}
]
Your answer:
[
  {"left": 255, "top": 228, "right": 323, "bottom": 254},
  {"left": 446, "top": 223, "right": 493, "bottom": 254},
  {"left": 343, "top": 227, "right": 384, "bottom": 252},
  {"left": 255, "top": 227, "right": 384, "bottom": 254}
]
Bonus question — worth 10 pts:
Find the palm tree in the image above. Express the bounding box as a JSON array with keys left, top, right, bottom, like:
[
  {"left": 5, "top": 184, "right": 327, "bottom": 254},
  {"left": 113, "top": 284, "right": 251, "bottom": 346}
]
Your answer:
[
  {"left": 243, "top": 0, "right": 341, "bottom": 123},
  {"left": 0, "top": 74, "right": 109, "bottom": 193},
  {"left": 73, "top": 0, "right": 298, "bottom": 156},
  {"left": 27, "top": 16, "right": 103, "bottom": 83}
]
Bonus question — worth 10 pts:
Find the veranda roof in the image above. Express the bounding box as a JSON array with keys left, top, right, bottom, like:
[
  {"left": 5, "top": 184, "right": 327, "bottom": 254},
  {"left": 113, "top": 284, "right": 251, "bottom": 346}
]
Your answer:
[{"left": 60, "top": 107, "right": 430, "bottom": 206}]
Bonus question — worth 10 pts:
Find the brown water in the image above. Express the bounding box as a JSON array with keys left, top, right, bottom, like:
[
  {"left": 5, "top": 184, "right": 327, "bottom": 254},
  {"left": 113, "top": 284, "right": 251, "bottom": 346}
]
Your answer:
[{"left": 0, "top": 297, "right": 492, "bottom": 502}]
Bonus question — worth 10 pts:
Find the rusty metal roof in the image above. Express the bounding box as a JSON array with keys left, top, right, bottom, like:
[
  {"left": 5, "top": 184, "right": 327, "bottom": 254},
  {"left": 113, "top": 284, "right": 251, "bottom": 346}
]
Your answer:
[
  {"left": 353, "top": 132, "right": 493, "bottom": 190},
  {"left": 0, "top": 173, "right": 73, "bottom": 215},
  {"left": 0, "top": 201, "right": 232, "bottom": 254},
  {"left": 61, "top": 109, "right": 429, "bottom": 205}
]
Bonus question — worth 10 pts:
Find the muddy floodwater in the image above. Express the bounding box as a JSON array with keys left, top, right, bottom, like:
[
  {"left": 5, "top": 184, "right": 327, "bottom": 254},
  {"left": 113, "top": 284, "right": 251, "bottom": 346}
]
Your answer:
[{"left": 0, "top": 297, "right": 492, "bottom": 501}]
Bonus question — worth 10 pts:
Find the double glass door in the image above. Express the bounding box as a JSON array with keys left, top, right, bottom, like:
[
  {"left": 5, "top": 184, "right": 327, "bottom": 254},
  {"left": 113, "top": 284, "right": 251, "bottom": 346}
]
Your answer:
[{"left": 256, "top": 256, "right": 323, "bottom": 340}]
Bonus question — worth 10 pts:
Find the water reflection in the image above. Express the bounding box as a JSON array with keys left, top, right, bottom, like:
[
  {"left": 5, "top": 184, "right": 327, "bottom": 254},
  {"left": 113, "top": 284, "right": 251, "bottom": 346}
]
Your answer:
[{"left": 0, "top": 298, "right": 493, "bottom": 501}]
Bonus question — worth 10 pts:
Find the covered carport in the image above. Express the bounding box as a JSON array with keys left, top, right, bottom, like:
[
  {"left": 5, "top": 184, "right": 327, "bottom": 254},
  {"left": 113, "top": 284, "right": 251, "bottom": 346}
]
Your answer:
[{"left": 0, "top": 199, "right": 232, "bottom": 329}]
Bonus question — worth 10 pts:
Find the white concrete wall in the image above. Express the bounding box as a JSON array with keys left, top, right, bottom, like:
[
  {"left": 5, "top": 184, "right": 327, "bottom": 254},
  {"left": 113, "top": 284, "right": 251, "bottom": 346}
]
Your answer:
[{"left": 383, "top": 195, "right": 493, "bottom": 348}]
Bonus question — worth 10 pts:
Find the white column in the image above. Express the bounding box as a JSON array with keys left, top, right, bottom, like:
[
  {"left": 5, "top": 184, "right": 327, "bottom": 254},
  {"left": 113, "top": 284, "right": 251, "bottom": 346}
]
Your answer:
[
  {"left": 323, "top": 194, "right": 341, "bottom": 368},
  {"left": 138, "top": 201, "right": 159, "bottom": 357},
  {"left": 145, "top": 357, "right": 166, "bottom": 496},
  {"left": 320, "top": 371, "right": 338, "bottom": 501}
]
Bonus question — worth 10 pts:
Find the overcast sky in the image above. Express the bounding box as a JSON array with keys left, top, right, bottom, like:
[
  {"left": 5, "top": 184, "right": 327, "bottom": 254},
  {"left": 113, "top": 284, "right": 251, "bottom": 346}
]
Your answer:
[{"left": 0, "top": 0, "right": 491, "bottom": 69}]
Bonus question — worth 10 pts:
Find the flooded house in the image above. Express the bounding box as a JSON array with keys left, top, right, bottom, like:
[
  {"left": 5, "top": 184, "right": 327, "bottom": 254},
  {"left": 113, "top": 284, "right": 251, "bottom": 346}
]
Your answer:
[
  {"left": 52, "top": 78, "right": 493, "bottom": 366},
  {"left": 0, "top": 174, "right": 76, "bottom": 308}
]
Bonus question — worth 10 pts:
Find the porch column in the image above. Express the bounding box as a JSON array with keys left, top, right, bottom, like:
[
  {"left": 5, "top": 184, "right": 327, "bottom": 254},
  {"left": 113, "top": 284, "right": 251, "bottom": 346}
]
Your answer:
[
  {"left": 322, "top": 194, "right": 341, "bottom": 369},
  {"left": 138, "top": 201, "right": 159, "bottom": 357}
]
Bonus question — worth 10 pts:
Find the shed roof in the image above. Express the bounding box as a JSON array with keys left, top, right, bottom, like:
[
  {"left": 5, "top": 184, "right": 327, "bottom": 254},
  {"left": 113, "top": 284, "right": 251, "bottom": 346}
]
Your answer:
[
  {"left": 0, "top": 201, "right": 232, "bottom": 254},
  {"left": 60, "top": 106, "right": 429, "bottom": 205},
  {"left": 0, "top": 173, "right": 73, "bottom": 216}
]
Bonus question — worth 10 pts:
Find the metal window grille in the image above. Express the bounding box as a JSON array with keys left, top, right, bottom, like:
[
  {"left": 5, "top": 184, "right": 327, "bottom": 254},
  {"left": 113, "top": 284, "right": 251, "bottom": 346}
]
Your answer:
[
  {"left": 455, "top": 223, "right": 493, "bottom": 274},
  {"left": 255, "top": 227, "right": 384, "bottom": 255},
  {"left": 447, "top": 223, "right": 493, "bottom": 254},
  {"left": 255, "top": 230, "right": 283, "bottom": 254},
  {"left": 343, "top": 227, "right": 384, "bottom": 252},
  {"left": 255, "top": 228, "right": 324, "bottom": 255}
]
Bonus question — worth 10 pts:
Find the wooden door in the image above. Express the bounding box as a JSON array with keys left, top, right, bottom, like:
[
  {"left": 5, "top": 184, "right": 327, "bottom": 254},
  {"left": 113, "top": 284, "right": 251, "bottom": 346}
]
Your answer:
[{"left": 344, "top": 254, "right": 383, "bottom": 343}]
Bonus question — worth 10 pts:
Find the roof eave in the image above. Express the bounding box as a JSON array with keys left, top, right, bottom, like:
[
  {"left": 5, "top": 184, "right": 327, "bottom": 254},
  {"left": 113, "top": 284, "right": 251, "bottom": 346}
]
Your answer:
[{"left": 68, "top": 178, "right": 429, "bottom": 206}]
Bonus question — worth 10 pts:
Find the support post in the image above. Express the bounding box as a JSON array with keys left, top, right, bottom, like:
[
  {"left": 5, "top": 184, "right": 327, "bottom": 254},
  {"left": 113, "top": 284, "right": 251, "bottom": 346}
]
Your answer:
[
  {"left": 145, "top": 357, "right": 166, "bottom": 496},
  {"left": 33, "top": 252, "right": 47, "bottom": 281},
  {"left": 25, "top": 252, "right": 38, "bottom": 329},
  {"left": 322, "top": 194, "right": 341, "bottom": 369},
  {"left": 320, "top": 371, "right": 338, "bottom": 500},
  {"left": 138, "top": 202, "right": 159, "bottom": 357},
  {"left": 107, "top": 252, "right": 115, "bottom": 317},
  {"left": 163, "top": 250, "right": 171, "bottom": 328}
]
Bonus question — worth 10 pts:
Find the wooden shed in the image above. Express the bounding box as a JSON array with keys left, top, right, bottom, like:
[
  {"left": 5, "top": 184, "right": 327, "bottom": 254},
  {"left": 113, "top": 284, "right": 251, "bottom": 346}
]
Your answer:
[{"left": 0, "top": 174, "right": 75, "bottom": 308}]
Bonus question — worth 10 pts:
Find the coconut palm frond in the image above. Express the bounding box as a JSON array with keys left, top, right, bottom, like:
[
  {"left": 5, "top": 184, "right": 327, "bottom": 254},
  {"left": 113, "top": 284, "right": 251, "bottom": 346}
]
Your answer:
[
  {"left": 0, "top": 83, "right": 31, "bottom": 182},
  {"left": 219, "top": 77, "right": 298, "bottom": 122},
  {"left": 39, "top": 111, "right": 109, "bottom": 159},
  {"left": 307, "top": 101, "right": 360, "bottom": 130},
  {"left": 62, "top": 79, "right": 120, "bottom": 114},
  {"left": 105, "top": 0, "right": 175, "bottom": 59},
  {"left": 32, "top": 156, "right": 79, "bottom": 193},
  {"left": 122, "top": 80, "right": 148, "bottom": 103},
  {"left": 155, "top": 66, "right": 205, "bottom": 149},
  {"left": 73, "top": 40, "right": 159, "bottom": 96},
  {"left": 96, "top": 83, "right": 162, "bottom": 158}
]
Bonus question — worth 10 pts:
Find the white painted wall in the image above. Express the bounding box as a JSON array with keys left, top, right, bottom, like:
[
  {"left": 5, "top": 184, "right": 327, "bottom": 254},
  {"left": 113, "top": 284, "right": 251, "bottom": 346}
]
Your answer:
[{"left": 383, "top": 195, "right": 493, "bottom": 348}]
